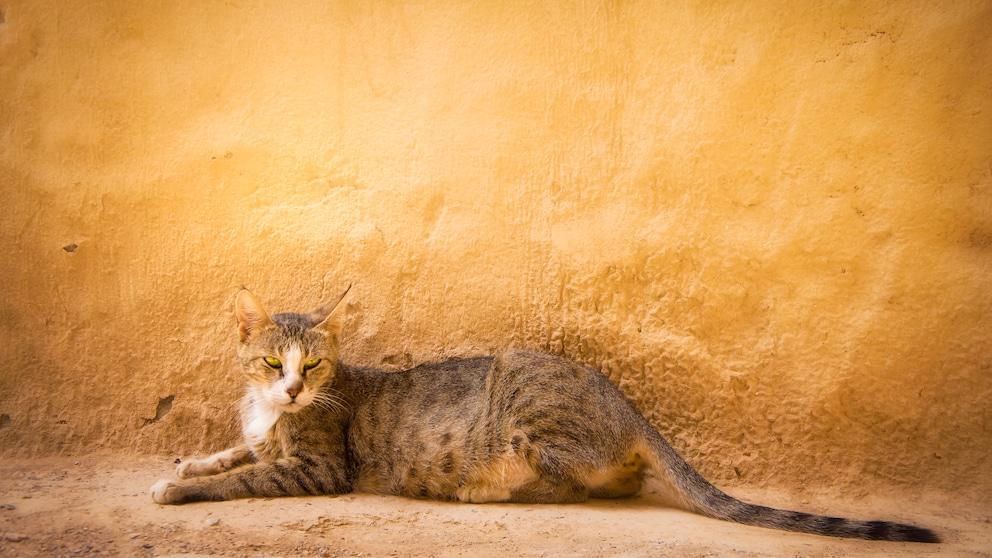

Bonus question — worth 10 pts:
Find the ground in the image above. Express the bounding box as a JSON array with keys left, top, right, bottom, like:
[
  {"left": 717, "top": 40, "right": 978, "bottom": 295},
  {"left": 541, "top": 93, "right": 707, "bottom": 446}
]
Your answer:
[{"left": 0, "top": 455, "right": 989, "bottom": 557}]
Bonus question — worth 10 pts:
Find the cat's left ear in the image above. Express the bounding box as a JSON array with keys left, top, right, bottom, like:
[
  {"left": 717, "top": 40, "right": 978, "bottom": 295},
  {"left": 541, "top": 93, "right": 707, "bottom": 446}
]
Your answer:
[{"left": 308, "top": 284, "right": 352, "bottom": 336}]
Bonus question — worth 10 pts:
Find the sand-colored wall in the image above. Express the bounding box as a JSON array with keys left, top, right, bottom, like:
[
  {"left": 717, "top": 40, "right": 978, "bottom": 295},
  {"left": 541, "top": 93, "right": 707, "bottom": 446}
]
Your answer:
[{"left": 1, "top": 0, "right": 990, "bottom": 503}]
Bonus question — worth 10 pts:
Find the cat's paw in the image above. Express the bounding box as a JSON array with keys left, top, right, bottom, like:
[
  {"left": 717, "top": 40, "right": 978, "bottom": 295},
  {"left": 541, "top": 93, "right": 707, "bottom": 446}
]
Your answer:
[
  {"left": 456, "top": 485, "right": 511, "bottom": 504},
  {"left": 150, "top": 479, "right": 179, "bottom": 504},
  {"left": 177, "top": 457, "right": 227, "bottom": 478},
  {"left": 176, "top": 460, "right": 202, "bottom": 478},
  {"left": 177, "top": 448, "right": 249, "bottom": 478}
]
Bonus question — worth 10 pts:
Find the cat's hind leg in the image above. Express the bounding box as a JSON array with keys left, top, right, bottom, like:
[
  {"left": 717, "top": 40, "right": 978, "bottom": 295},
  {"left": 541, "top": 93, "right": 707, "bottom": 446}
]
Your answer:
[
  {"left": 458, "top": 473, "right": 589, "bottom": 504},
  {"left": 456, "top": 454, "right": 535, "bottom": 503},
  {"left": 456, "top": 430, "right": 540, "bottom": 503},
  {"left": 456, "top": 429, "right": 591, "bottom": 504},
  {"left": 586, "top": 448, "right": 648, "bottom": 499},
  {"left": 176, "top": 444, "right": 253, "bottom": 478}
]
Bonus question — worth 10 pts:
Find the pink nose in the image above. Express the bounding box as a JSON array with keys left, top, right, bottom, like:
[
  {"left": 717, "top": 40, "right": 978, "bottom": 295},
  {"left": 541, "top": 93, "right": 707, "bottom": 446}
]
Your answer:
[{"left": 287, "top": 388, "right": 300, "bottom": 399}]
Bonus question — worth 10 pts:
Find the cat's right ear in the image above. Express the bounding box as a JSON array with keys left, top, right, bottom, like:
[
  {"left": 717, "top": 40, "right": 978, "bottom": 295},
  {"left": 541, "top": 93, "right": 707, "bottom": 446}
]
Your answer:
[{"left": 235, "top": 290, "right": 273, "bottom": 342}]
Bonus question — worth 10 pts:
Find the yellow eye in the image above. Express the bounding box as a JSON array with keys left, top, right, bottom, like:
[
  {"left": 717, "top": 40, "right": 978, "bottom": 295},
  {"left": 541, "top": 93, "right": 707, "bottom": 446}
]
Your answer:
[
  {"left": 303, "top": 358, "right": 321, "bottom": 370},
  {"left": 263, "top": 356, "right": 282, "bottom": 368}
]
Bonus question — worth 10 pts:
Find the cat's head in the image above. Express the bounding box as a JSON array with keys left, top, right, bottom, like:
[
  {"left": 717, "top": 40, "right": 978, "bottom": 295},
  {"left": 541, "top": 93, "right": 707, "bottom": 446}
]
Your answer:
[{"left": 234, "top": 286, "right": 350, "bottom": 413}]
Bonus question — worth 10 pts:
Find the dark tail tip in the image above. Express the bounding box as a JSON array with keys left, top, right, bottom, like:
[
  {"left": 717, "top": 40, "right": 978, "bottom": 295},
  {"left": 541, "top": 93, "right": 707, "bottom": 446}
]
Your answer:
[
  {"left": 866, "top": 521, "right": 941, "bottom": 543},
  {"left": 901, "top": 525, "right": 941, "bottom": 544}
]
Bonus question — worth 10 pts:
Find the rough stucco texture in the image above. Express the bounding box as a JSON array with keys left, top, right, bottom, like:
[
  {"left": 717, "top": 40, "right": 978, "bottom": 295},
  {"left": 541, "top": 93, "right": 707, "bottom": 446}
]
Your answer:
[{"left": 1, "top": 1, "right": 990, "bottom": 504}]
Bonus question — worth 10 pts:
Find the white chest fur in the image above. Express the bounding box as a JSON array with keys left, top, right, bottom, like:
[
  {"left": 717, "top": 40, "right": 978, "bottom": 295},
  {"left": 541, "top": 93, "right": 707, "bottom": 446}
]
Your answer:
[{"left": 242, "top": 396, "right": 282, "bottom": 448}]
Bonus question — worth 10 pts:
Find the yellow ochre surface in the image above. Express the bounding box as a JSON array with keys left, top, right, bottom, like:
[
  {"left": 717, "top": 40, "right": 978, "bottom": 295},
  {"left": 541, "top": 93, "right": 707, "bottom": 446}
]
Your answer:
[{"left": 1, "top": 0, "right": 989, "bottom": 509}]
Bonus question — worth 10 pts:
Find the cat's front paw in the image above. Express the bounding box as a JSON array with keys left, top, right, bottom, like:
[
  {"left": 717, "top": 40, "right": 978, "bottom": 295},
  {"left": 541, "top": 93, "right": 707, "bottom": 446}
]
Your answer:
[
  {"left": 150, "top": 479, "right": 179, "bottom": 504},
  {"left": 176, "top": 447, "right": 250, "bottom": 478},
  {"left": 177, "top": 456, "right": 228, "bottom": 478},
  {"left": 176, "top": 460, "right": 205, "bottom": 478}
]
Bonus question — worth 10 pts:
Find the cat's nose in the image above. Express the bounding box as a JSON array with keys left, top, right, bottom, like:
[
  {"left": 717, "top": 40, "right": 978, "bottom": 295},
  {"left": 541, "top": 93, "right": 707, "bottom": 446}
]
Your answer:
[{"left": 286, "top": 381, "right": 303, "bottom": 399}]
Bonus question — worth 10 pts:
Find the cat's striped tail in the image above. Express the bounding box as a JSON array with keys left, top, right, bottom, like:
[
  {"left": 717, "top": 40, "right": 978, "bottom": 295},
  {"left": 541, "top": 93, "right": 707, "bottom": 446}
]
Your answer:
[{"left": 640, "top": 422, "right": 940, "bottom": 543}]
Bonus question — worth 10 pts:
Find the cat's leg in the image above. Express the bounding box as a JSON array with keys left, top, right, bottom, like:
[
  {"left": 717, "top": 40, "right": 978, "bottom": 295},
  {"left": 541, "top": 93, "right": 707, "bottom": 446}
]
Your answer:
[
  {"left": 587, "top": 474, "right": 643, "bottom": 499},
  {"left": 455, "top": 456, "right": 528, "bottom": 503},
  {"left": 587, "top": 448, "right": 647, "bottom": 499},
  {"left": 456, "top": 429, "right": 591, "bottom": 504},
  {"left": 176, "top": 444, "right": 254, "bottom": 478},
  {"left": 456, "top": 430, "right": 537, "bottom": 503},
  {"left": 455, "top": 484, "right": 512, "bottom": 503},
  {"left": 456, "top": 460, "right": 590, "bottom": 504},
  {"left": 514, "top": 439, "right": 650, "bottom": 502},
  {"left": 151, "top": 454, "right": 351, "bottom": 504}
]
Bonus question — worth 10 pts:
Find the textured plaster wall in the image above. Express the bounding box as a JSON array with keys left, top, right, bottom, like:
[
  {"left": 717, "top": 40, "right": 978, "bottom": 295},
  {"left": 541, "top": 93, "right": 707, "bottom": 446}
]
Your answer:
[{"left": 1, "top": 1, "right": 990, "bottom": 503}]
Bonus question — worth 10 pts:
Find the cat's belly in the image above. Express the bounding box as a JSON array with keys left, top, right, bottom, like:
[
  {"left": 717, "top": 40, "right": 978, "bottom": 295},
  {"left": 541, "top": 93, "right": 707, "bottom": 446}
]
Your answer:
[
  {"left": 354, "top": 455, "right": 465, "bottom": 500},
  {"left": 350, "top": 419, "right": 475, "bottom": 500}
]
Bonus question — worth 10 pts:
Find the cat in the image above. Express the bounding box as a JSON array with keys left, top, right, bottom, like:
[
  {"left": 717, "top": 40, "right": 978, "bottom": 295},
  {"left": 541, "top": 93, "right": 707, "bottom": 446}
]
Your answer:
[{"left": 149, "top": 287, "right": 939, "bottom": 543}]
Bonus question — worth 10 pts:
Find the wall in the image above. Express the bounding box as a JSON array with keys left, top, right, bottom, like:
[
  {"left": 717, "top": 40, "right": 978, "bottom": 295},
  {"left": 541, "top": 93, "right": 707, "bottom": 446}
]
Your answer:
[{"left": 1, "top": 0, "right": 989, "bottom": 504}]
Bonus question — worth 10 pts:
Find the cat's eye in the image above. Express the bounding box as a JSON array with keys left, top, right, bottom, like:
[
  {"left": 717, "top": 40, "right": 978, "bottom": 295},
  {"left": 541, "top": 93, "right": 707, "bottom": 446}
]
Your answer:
[
  {"left": 263, "top": 356, "right": 282, "bottom": 369},
  {"left": 303, "top": 358, "right": 321, "bottom": 371}
]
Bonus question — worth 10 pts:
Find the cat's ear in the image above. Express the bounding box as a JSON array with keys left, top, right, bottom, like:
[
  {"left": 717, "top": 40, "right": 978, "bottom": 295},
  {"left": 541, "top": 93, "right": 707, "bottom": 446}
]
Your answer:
[
  {"left": 308, "top": 284, "right": 351, "bottom": 337},
  {"left": 235, "top": 289, "right": 274, "bottom": 342}
]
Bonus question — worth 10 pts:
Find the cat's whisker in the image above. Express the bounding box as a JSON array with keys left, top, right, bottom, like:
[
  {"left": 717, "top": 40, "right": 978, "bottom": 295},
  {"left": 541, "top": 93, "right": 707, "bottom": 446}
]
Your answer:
[{"left": 309, "top": 389, "right": 348, "bottom": 414}]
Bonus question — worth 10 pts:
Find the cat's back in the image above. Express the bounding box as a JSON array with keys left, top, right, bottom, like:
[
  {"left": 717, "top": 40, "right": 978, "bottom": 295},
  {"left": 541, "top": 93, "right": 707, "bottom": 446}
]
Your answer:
[
  {"left": 341, "top": 356, "right": 494, "bottom": 448},
  {"left": 343, "top": 350, "right": 615, "bottom": 419},
  {"left": 343, "top": 356, "right": 493, "bottom": 405}
]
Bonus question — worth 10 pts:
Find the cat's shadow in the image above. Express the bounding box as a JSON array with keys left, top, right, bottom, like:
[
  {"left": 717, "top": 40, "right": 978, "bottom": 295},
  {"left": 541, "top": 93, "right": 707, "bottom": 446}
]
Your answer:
[{"left": 422, "top": 490, "right": 682, "bottom": 513}]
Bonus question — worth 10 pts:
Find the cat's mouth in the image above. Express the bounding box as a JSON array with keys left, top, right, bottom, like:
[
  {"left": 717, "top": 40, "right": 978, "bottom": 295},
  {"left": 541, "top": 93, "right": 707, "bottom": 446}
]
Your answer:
[{"left": 280, "top": 400, "right": 309, "bottom": 413}]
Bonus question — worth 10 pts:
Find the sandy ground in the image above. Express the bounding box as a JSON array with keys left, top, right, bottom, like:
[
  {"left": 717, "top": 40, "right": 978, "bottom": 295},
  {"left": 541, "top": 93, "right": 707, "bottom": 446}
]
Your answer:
[{"left": 0, "top": 455, "right": 989, "bottom": 558}]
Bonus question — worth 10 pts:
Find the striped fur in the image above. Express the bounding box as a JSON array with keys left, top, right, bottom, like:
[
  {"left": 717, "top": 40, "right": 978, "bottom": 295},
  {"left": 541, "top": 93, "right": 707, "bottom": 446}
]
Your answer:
[{"left": 150, "top": 289, "right": 938, "bottom": 543}]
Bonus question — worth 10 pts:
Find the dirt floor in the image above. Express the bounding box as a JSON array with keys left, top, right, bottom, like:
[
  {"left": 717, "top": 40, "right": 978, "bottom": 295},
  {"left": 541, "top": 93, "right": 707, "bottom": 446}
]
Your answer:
[{"left": 0, "top": 455, "right": 989, "bottom": 558}]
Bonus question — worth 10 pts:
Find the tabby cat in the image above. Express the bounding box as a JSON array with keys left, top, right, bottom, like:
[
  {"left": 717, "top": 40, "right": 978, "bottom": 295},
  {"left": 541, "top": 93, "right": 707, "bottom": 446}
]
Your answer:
[{"left": 150, "top": 287, "right": 939, "bottom": 543}]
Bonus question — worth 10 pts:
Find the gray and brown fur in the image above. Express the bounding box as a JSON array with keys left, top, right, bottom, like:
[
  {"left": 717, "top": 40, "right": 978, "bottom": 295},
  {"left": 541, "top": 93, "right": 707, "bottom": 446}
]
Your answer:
[{"left": 150, "top": 288, "right": 939, "bottom": 543}]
